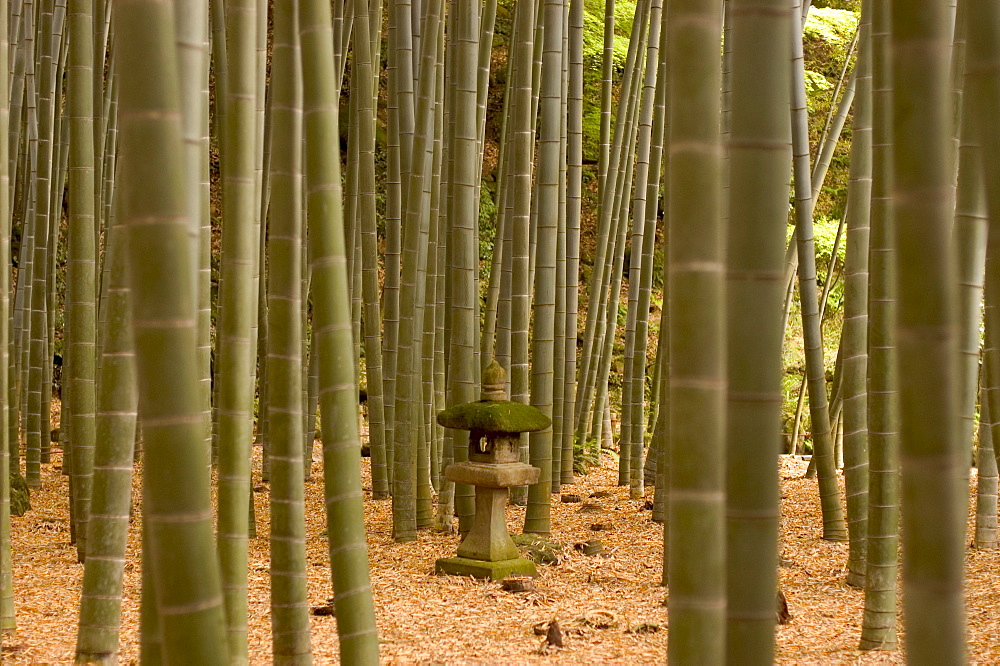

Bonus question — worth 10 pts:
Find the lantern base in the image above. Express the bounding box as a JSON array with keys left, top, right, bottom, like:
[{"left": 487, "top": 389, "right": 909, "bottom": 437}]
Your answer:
[{"left": 434, "top": 556, "right": 538, "bottom": 581}]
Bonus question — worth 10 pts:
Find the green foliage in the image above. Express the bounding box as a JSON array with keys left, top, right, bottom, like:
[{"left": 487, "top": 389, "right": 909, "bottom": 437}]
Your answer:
[
  {"left": 804, "top": 7, "right": 858, "bottom": 60},
  {"left": 582, "top": 0, "right": 638, "bottom": 71},
  {"left": 802, "top": 6, "right": 859, "bottom": 220},
  {"left": 813, "top": 0, "right": 861, "bottom": 10},
  {"left": 582, "top": 103, "right": 603, "bottom": 164},
  {"left": 812, "top": 215, "right": 847, "bottom": 267},
  {"left": 574, "top": 438, "right": 601, "bottom": 473},
  {"left": 785, "top": 215, "right": 846, "bottom": 308},
  {"left": 781, "top": 214, "right": 846, "bottom": 452},
  {"left": 479, "top": 178, "right": 497, "bottom": 266},
  {"left": 804, "top": 70, "right": 833, "bottom": 113}
]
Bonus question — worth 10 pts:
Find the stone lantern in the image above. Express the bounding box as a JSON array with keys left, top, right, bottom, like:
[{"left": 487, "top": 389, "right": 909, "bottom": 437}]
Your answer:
[{"left": 434, "top": 360, "right": 550, "bottom": 580}]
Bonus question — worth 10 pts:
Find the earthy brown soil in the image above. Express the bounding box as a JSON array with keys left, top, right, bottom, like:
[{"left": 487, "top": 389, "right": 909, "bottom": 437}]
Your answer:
[{"left": 2, "top": 448, "right": 999, "bottom": 664}]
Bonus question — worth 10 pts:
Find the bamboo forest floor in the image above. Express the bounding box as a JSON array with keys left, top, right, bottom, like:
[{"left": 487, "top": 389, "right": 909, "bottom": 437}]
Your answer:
[{"left": 3, "top": 439, "right": 1000, "bottom": 663}]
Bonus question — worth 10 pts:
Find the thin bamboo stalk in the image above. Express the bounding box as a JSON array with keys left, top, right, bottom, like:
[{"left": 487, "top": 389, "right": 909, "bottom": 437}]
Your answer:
[
  {"left": 841, "top": 0, "right": 872, "bottom": 589},
  {"left": 0, "top": 0, "right": 12, "bottom": 637},
  {"left": 790, "top": 0, "right": 846, "bottom": 540},
  {"left": 65, "top": 0, "right": 97, "bottom": 562},
  {"left": 267, "top": 3, "right": 311, "bottom": 658},
  {"left": 74, "top": 220, "right": 138, "bottom": 664},
  {"left": 299, "top": 0, "right": 379, "bottom": 658},
  {"left": 215, "top": 0, "right": 259, "bottom": 656},
  {"left": 859, "top": 0, "right": 898, "bottom": 649}
]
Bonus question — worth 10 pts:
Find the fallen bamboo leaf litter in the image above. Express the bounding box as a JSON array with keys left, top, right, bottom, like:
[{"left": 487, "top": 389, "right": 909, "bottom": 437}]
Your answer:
[{"left": 1, "top": 447, "right": 998, "bottom": 663}]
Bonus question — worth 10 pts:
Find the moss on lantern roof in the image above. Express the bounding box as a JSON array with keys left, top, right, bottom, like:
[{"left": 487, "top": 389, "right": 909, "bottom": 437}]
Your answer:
[{"left": 437, "top": 400, "right": 551, "bottom": 434}]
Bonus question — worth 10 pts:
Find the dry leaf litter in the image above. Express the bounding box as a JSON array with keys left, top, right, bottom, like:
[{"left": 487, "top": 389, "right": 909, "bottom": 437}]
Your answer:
[{"left": 2, "top": 438, "right": 999, "bottom": 664}]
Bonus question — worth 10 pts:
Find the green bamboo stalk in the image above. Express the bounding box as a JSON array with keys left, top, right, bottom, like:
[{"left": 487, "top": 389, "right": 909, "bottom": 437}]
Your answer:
[
  {"left": 651, "top": 285, "right": 669, "bottom": 530},
  {"left": 92, "top": 0, "right": 110, "bottom": 187},
  {"left": 7, "top": 0, "right": 24, "bottom": 202},
  {"left": 523, "top": 0, "right": 563, "bottom": 535},
  {"left": 214, "top": 0, "right": 258, "bottom": 657},
  {"left": 266, "top": 3, "right": 311, "bottom": 660},
  {"left": 841, "top": 0, "right": 871, "bottom": 590},
  {"left": 138, "top": 522, "right": 162, "bottom": 662},
  {"left": 575, "top": 0, "right": 647, "bottom": 443},
  {"left": 42, "top": 0, "right": 67, "bottom": 472},
  {"left": 248, "top": 0, "right": 267, "bottom": 432},
  {"left": 641, "top": 6, "right": 668, "bottom": 490},
  {"left": 65, "top": 0, "right": 97, "bottom": 563},
  {"left": 504, "top": 0, "right": 536, "bottom": 508},
  {"left": 598, "top": 0, "right": 614, "bottom": 216},
  {"left": 443, "top": 0, "right": 482, "bottom": 531},
  {"left": 622, "top": 0, "right": 661, "bottom": 496},
  {"left": 953, "top": 5, "right": 988, "bottom": 542},
  {"left": 724, "top": 0, "right": 792, "bottom": 658},
  {"left": 117, "top": 0, "right": 227, "bottom": 660},
  {"left": 975, "top": 382, "right": 997, "bottom": 548},
  {"left": 553, "top": 0, "right": 569, "bottom": 490},
  {"left": 417, "top": 42, "right": 445, "bottom": 530},
  {"left": 25, "top": 0, "right": 58, "bottom": 490},
  {"left": 892, "top": 0, "right": 965, "bottom": 659},
  {"left": 299, "top": 0, "right": 379, "bottom": 659},
  {"left": 859, "top": 0, "right": 898, "bottom": 648},
  {"left": 562, "top": 0, "right": 583, "bottom": 486},
  {"left": 173, "top": 0, "right": 212, "bottom": 458},
  {"left": 811, "top": 30, "right": 858, "bottom": 201},
  {"left": 74, "top": 220, "right": 138, "bottom": 665},
  {"left": 426, "top": 28, "right": 446, "bottom": 504},
  {"left": 392, "top": 0, "right": 442, "bottom": 541},
  {"left": 432, "top": 216, "right": 450, "bottom": 526},
  {"left": 588, "top": 73, "right": 642, "bottom": 450},
  {"left": 15, "top": 0, "right": 37, "bottom": 461},
  {"left": 350, "top": 0, "right": 388, "bottom": 500},
  {"left": 382, "top": 0, "right": 402, "bottom": 479},
  {"left": 790, "top": 0, "right": 846, "bottom": 540},
  {"left": 481, "top": 17, "right": 513, "bottom": 370},
  {"left": 422, "top": 142, "right": 441, "bottom": 505},
  {"left": 666, "top": 0, "right": 725, "bottom": 659},
  {"left": 969, "top": 0, "right": 1000, "bottom": 552},
  {"left": 207, "top": 0, "right": 225, "bottom": 460},
  {"left": 47, "top": 49, "right": 68, "bottom": 475},
  {"left": 0, "top": 0, "right": 12, "bottom": 637}
]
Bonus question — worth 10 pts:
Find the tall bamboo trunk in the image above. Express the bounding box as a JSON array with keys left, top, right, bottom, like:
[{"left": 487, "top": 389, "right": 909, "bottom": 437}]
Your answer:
[
  {"left": 841, "top": 0, "right": 872, "bottom": 589},
  {"left": 267, "top": 3, "right": 311, "bottom": 659},
  {"left": 299, "top": 0, "right": 380, "bottom": 659},
  {"left": 891, "top": 0, "right": 965, "bottom": 659},
  {"left": 74, "top": 220, "right": 138, "bottom": 665},
  {"left": 215, "top": 0, "right": 259, "bottom": 658},
  {"left": 859, "top": 0, "right": 899, "bottom": 650},
  {"left": 666, "top": 0, "right": 726, "bottom": 660},
  {"left": 724, "top": 0, "right": 792, "bottom": 658},
  {"left": 443, "top": 0, "right": 482, "bottom": 532},
  {"left": 0, "top": 0, "right": 13, "bottom": 637},
  {"left": 117, "top": 0, "right": 228, "bottom": 660},
  {"left": 65, "top": 0, "right": 97, "bottom": 563},
  {"left": 524, "top": 0, "right": 564, "bottom": 535}
]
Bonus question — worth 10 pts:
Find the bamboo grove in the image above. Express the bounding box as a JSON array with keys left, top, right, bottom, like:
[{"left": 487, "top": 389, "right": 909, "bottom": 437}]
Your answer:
[{"left": 0, "top": 0, "right": 995, "bottom": 663}]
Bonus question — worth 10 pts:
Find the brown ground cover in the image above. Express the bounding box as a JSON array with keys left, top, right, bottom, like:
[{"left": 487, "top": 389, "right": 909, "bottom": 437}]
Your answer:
[{"left": 2, "top": 448, "right": 998, "bottom": 664}]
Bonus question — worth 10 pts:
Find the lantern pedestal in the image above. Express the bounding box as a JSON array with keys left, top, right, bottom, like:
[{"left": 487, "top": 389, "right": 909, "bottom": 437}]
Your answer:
[
  {"left": 433, "top": 360, "right": 551, "bottom": 581},
  {"left": 434, "top": 555, "right": 537, "bottom": 580},
  {"left": 435, "top": 461, "right": 539, "bottom": 580}
]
